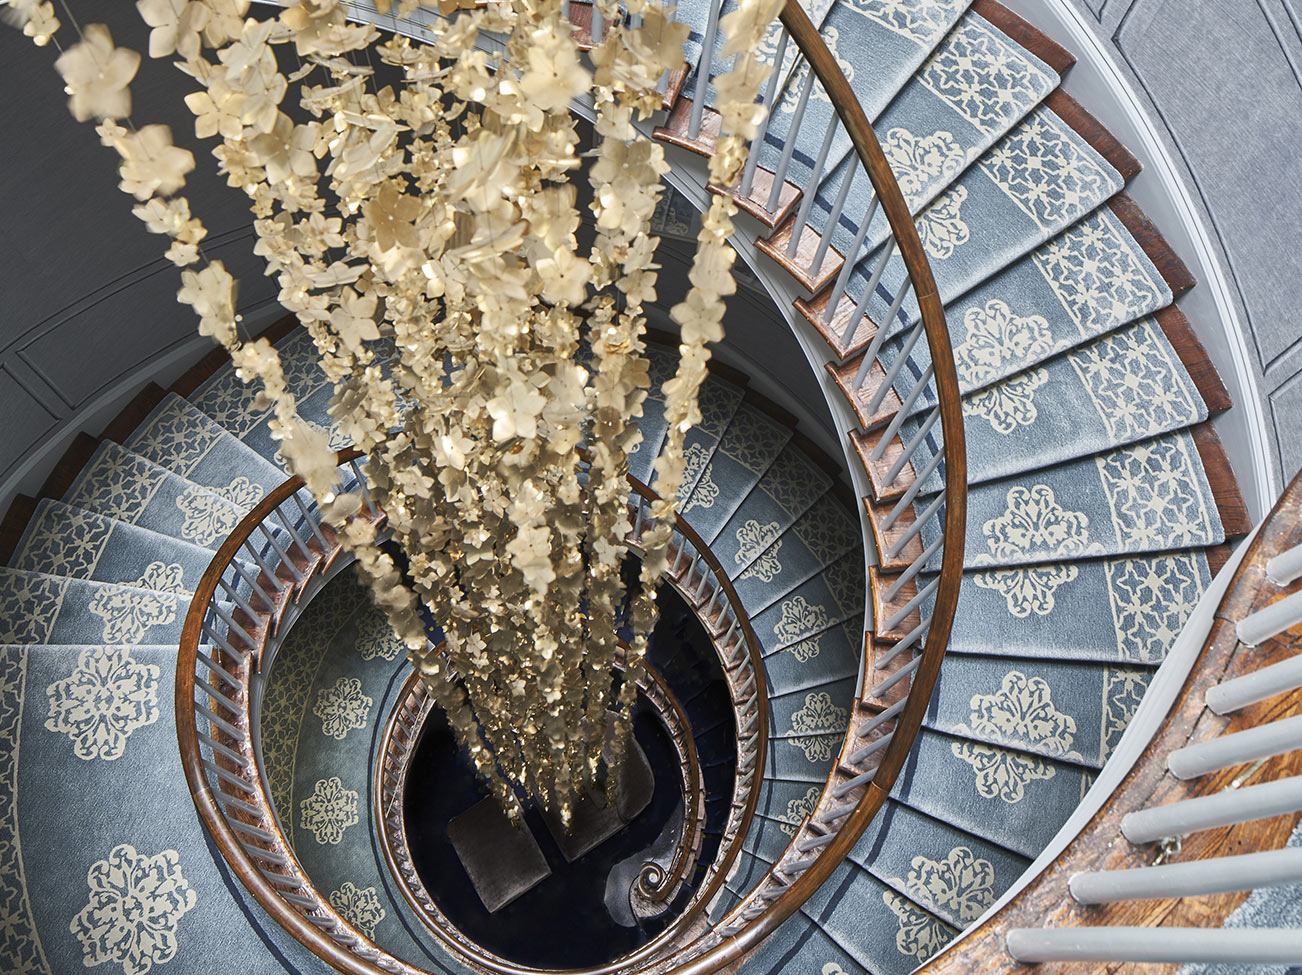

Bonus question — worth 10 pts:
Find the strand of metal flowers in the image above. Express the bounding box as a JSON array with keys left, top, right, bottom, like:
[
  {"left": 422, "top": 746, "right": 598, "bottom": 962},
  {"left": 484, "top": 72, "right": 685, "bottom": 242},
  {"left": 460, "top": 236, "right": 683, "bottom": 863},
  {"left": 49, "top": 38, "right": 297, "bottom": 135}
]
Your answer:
[{"left": 6, "top": 0, "right": 782, "bottom": 823}]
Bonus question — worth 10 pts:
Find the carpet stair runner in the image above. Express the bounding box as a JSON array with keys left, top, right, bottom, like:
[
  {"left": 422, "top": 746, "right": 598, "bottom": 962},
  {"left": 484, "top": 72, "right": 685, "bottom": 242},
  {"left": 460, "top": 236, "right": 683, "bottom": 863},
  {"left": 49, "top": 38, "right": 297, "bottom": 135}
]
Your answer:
[
  {"left": 0, "top": 0, "right": 1252, "bottom": 972},
  {"left": 647, "top": 0, "right": 1248, "bottom": 971}
]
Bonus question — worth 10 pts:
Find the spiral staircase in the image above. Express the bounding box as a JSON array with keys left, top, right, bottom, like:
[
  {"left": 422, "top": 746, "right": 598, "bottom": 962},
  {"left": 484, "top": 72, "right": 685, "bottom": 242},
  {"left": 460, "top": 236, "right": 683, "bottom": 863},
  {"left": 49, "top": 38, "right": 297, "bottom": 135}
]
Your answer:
[{"left": 2, "top": 1, "right": 1300, "bottom": 974}]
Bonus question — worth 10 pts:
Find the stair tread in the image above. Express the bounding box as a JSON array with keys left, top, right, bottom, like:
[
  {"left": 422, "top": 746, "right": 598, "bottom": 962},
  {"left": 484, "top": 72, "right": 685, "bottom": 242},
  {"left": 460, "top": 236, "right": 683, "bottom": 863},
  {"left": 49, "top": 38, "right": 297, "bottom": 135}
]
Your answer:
[
  {"left": 849, "top": 798, "right": 1032, "bottom": 930},
  {"left": 921, "top": 652, "right": 1153, "bottom": 767},
  {"left": 711, "top": 441, "right": 834, "bottom": 574},
  {"left": 767, "top": 678, "right": 857, "bottom": 740},
  {"left": 739, "top": 912, "right": 867, "bottom": 975},
  {"left": 11, "top": 499, "right": 232, "bottom": 594},
  {"left": 63, "top": 442, "right": 250, "bottom": 551},
  {"left": 731, "top": 494, "right": 861, "bottom": 612},
  {"left": 840, "top": 103, "right": 1129, "bottom": 361},
  {"left": 899, "top": 314, "right": 1210, "bottom": 489},
  {"left": 125, "top": 393, "right": 288, "bottom": 498},
  {"left": 750, "top": 550, "right": 866, "bottom": 646},
  {"left": 681, "top": 403, "right": 794, "bottom": 542},
  {"left": 651, "top": 373, "right": 745, "bottom": 502},
  {"left": 928, "top": 549, "right": 1211, "bottom": 665},
  {"left": 760, "top": 621, "right": 861, "bottom": 697},
  {"left": 0, "top": 568, "right": 190, "bottom": 648},
  {"left": 803, "top": 858, "right": 958, "bottom": 975},
  {"left": 0, "top": 642, "right": 342, "bottom": 975},
  {"left": 921, "top": 429, "right": 1225, "bottom": 569},
  {"left": 791, "top": 6, "right": 1059, "bottom": 271},
  {"left": 889, "top": 728, "right": 1093, "bottom": 858}
]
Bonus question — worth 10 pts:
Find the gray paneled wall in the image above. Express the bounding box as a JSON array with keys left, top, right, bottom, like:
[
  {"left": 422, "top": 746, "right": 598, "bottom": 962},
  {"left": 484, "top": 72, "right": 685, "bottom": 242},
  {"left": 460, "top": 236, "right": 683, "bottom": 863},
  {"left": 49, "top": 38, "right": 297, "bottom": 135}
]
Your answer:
[{"left": 0, "top": 3, "right": 277, "bottom": 503}]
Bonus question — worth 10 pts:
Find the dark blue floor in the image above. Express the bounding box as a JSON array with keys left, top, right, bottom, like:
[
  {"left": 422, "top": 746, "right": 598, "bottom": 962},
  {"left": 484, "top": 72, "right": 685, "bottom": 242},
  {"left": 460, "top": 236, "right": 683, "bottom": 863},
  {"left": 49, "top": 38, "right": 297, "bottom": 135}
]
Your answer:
[{"left": 404, "top": 573, "right": 737, "bottom": 968}]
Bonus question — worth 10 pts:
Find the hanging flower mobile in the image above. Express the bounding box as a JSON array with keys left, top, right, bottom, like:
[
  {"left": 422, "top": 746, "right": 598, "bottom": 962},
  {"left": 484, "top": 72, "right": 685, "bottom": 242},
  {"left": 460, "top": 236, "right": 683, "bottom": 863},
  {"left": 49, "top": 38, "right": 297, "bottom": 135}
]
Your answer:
[{"left": 5, "top": 0, "right": 783, "bottom": 823}]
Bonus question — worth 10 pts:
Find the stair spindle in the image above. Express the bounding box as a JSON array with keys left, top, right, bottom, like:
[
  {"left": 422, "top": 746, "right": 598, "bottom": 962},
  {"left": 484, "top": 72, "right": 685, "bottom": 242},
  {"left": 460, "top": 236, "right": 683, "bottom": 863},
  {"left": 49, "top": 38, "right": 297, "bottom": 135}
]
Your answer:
[
  {"left": 740, "top": 29, "right": 790, "bottom": 197},
  {"left": 811, "top": 165, "right": 856, "bottom": 271},
  {"left": 885, "top": 492, "right": 944, "bottom": 560},
  {"left": 768, "top": 67, "right": 815, "bottom": 212},
  {"left": 881, "top": 408, "right": 939, "bottom": 489},
  {"left": 870, "top": 363, "right": 935, "bottom": 463},
  {"left": 884, "top": 535, "right": 943, "bottom": 602},
  {"left": 258, "top": 524, "right": 305, "bottom": 584},
  {"left": 786, "top": 112, "right": 840, "bottom": 259},
  {"left": 689, "top": 0, "right": 725, "bottom": 141},
  {"left": 826, "top": 195, "right": 880, "bottom": 331},
  {"left": 882, "top": 576, "right": 938, "bottom": 632},
  {"left": 881, "top": 448, "right": 944, "bottom": 531},
  {"left": 867, "top": 654, "right": 920, "bottom": 698}
]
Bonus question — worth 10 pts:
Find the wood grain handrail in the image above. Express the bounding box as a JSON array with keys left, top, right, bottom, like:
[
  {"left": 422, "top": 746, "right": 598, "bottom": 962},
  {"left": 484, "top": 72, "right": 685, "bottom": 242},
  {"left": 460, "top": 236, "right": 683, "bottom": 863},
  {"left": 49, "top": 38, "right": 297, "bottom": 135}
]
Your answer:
[{"left": 177, "top": 450, "right": 414, "bottom": 975}]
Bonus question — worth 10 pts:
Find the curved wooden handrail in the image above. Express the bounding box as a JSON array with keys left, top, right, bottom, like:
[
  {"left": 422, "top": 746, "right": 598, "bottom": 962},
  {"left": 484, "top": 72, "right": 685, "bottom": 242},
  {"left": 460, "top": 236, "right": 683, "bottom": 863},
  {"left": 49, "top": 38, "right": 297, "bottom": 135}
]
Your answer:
[
  {"left": 177, "top": 450, "right": 410, "bottom": 975},
  {"left": 779, "top": 0, "right": 965, "bottom": 801},
  {"left": 178, "top": 447, "right": 769, "bottom": 975},
  {"left": 607, "top": 471, "right": 769, "bottom": 932}
]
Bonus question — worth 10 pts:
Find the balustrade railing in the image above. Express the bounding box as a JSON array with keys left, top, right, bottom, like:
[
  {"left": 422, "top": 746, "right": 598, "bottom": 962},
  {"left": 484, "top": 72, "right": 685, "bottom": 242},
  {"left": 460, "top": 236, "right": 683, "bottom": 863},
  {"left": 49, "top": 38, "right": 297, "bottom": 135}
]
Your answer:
[{"left": 177, "top": 451, "right": 421, "bottom": 975}]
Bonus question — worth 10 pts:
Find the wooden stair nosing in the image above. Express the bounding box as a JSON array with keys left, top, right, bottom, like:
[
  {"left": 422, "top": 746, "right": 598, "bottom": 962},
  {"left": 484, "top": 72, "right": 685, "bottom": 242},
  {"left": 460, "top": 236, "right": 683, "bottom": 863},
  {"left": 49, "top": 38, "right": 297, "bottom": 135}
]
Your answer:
[
  {"left": 1191, "top": 422, "right": 1252, "bottom": 538},
  {"left": 757, "top": 212, "right": 846, "bottom": 295},
  {"left": 826, "top": 357, "right": 903, "bottom": 432},
  {"left": 709, "top": 167, "right": 803, "bottom": 230},
  {"left": 971, "top": 0, "right": 1077, "bottom": 76},
  {"left": 864, "top": 494, "right": 924, "bottom": 572},
  {"left": 1043, "top": 89, "right": 1142, "bottom": 183},
  {"left": 869, "top": 566, "right": 922, "bottom": 644},
  {"left": 1108, "top": 194, "right": 1198, "bottom": 297},
  {"left": 850, "top": 426, "right": 915, "bottom": 503},
  {"left": 864, "top": 633, "right": 915, "bottom": 708},
  {"left": 1204, "top": 541, "right": 1233, "bottom": 578},
  {"left": 37, "top": 432, "right": 100, "bottom": 504},
  {"left": 653, "top": 97, "right": 721, "bottom": 158},
  {"left": 1154, "top": 305, "right": 1233, "bottom": 414},
  {"left": 798, "top": 281, "right": 888, "bottom": 364}
]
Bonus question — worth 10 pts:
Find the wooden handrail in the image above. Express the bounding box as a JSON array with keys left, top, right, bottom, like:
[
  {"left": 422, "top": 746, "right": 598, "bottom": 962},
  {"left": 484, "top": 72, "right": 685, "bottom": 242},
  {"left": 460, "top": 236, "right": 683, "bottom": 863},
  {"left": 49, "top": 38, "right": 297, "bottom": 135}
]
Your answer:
[
  {"left": 178, "top": 449, "right": 770, "bottom": 975},
  {"left": 177, "top": 451, "right": 409, "bottom": 975}
]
